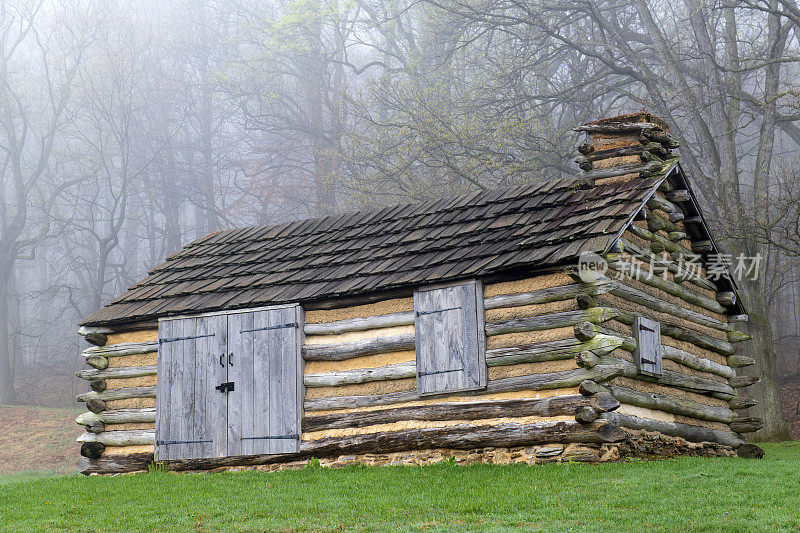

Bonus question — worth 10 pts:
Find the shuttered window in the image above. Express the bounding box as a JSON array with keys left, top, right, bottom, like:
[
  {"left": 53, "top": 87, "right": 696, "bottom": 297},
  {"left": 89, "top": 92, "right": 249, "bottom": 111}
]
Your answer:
[
  {"left": 156, "top": 305, "right": 303, "bottom": 461},
  {"left": 414, "top": 281, "right": 486, "bottom": 395},
  {"left": 633, "top": 315, "right": 662, "bottom": 376}
]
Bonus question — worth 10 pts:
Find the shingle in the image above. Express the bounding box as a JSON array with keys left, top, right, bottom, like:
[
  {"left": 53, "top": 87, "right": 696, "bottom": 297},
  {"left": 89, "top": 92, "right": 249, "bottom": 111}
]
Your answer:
[{"left": 80, "top": 173, "right": 672, "bottom": 326}]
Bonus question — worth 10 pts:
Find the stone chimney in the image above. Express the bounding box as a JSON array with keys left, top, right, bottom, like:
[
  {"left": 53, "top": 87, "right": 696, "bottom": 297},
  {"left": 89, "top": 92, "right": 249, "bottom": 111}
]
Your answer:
[{"left": 574, "top": 112, "right": 679, "bottom": 186}]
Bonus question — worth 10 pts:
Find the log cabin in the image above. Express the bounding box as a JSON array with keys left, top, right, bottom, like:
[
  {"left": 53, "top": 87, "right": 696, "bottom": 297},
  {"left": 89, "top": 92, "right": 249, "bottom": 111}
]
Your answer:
[{"left": 75, "top": 113, "right": 763, "bottom": 475}]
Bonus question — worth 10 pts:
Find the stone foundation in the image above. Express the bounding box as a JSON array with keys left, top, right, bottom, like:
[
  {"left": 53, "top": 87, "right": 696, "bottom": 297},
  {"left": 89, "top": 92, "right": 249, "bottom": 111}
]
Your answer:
[{"left": 193, "top": 429, "right": 735, "bottom": 474}]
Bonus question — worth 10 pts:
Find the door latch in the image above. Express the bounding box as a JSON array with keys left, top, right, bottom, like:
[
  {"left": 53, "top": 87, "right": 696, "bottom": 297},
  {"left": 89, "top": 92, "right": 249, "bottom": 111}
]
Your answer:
[{"left": 215, "top": 382, "right": 235, "bottom": 393}]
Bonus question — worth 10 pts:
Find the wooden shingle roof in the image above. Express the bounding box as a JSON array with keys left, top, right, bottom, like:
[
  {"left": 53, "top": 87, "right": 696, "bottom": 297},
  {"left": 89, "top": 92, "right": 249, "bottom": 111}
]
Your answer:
[{"left": 82, "top": 174, "right": 667, "bottom": 326}]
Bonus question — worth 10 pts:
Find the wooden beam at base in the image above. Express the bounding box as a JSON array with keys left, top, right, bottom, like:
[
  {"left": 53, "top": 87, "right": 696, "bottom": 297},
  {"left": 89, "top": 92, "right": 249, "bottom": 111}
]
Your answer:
[
  {"left": 600, "top": 412, "right": 744, "bottom": 447},
  {"left": 79, "top": 420, "right": 625, "bottom": 474},
  {"left": 78, "top": 453, "right": 153, "bottom": 475},
  {"left": 165, "top": 420, "right": 627, "bottom": 473}
]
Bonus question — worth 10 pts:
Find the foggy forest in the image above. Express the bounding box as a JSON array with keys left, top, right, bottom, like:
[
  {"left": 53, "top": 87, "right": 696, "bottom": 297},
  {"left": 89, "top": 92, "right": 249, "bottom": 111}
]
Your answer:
[{"left": 1, "top": 0, "right": 800, "bottom": 444}]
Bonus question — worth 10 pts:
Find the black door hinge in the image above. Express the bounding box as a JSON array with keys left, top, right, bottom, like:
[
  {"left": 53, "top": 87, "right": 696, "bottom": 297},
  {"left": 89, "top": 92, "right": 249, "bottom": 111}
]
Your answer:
[
  {"left": 215, "top": 381, "right": 235, "bottom": 393},
  {"left": 418, "top": 367, "right": 464, "bottom": 377},
  {"left": 416, "top": 306, "right": 461, "bottom": 317},
  {"left": 240, "top": 322, "right": 298, "bottom": 334}
]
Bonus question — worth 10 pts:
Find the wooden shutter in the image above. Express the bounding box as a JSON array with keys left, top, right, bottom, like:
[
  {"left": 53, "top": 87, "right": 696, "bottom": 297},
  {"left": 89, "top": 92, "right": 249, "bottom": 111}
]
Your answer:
[
  {"left": 633, "top": 315, "right": 662, "bottom": 376},
  {"left": 414, "top": 281, "right": 486, "bottom": 395},
  {"left": 227, "top": 305, "right": 304, "bottom": 456},
  {"left": 156, "top": 314, "right": 227, "bottom": 461}
]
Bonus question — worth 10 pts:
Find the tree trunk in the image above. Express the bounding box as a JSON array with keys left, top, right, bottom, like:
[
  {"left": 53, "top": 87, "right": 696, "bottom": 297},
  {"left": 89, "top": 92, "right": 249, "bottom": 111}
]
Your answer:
[{"left": 0, "top": 275, "right": 17, "bottom": 405}]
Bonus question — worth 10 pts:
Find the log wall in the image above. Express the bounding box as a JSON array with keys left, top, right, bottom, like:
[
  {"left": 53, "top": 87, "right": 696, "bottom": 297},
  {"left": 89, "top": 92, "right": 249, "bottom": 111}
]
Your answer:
[
  {"left": 76, "top": 217, "right": 757, "bottom": 472},
  {"left": 577, "top": 187, "right": 757, "bottom": 446}
]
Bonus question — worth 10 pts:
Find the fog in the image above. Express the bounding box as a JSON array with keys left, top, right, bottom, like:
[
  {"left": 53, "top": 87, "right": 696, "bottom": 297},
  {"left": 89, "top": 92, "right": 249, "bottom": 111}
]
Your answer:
[{"left": 1, "top": 0, "right": 799, "bottom": 440}]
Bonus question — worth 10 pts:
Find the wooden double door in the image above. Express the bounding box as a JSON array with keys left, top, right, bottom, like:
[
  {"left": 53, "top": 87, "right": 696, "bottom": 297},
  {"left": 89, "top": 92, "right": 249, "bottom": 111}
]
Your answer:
[{"left": 155, "top": 305, "right": 304, "bottom": 461}]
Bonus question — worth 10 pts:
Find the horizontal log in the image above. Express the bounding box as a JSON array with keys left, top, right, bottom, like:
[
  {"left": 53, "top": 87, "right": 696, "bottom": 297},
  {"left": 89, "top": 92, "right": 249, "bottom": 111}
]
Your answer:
[
  {"left": 304, "top": 312, "right": 413, "bottom": 336},
  {"left": 730, "top": 417, "right": 763, "bottom": 433},
  {"left": 164, "top": 420, "right": 627, "bottom": 472},
  {"left": 78, "top": 453, "right": 154, "bottom": 475},
  {"left": 728, "top": 330, "right": 752, "bottom": 343},
  {"left": 605, "top": 384, "right": 736, "bottom": 423},
  {"left": 600, "top": 412, "right": 743, "bottom": 447},
  {"left": 659, "top": 323, "right": 735, "bottom": 356},
  {"left": 77, "top": 430, "right": 155, "bottom": 446},
  {"left": 486, "top": 334, "right": 626, "bottom": 367},
  {"left": 575, "top": 144, "right": 654, "bottom": 163},
  {"left": 484, "top": 280, "right": 616, "bottom": 310},
  {"left": 77, "top": 386, "right": 157, "bottom": 403},
  {"left": 303, "top": 365, "right": 625, "bottom": 412},
  {"left": 608, "top": 278, "right": 730, "bottom": 332},
  {"left": 646, "top": 195, "right": 681, "bottom": 214},
  {"left": 80, "top": 419, "right": 629, "bottom": 475},
  {"left": 83, "top": 341, "right": 158, "bottom": 358},
  {"left": 485, "top": 307, "right": 618, "bottom": 336},
  {"left": 304, "top": 362, "right": 415, "bottom": 388},
  {"left": 89, "top": 379, "right": 107, "bottom": 393},
  {"left": 662, "top": 345, "right": 736, "bottom": 379},
  {"left": 85, "top": 356, "right": 108, "bottom": 370},
  {"left": 727, "top": 355, "right": 755, "bottom": 368},
  {"left": 642, "top": 129, "right": 680, "bottom": 148},
  {"left": 728, "top": 397, "right": 757, "bottom": 410},
  {"left": 665, "top": 189, "right": 690, "bottom": 202},
  {"left": 668, "top": 231, "right": 687, "bottom": 242},
  {"left": 580, "top": 161, "right": 663, "bottom": 180},
  {"left": 729, "top": 376, "right": 760, "bottom": 388},
  {"left": 578, "top": 143, "right": 594, "bottom": 154},
  {"left": 76, "top": 408, "right": 156, "bottom": 426},
  {"left": 302, "top": 395, "right": 620, "bottom": 433},
  {"left": 303, "top": 334, "right": 414, "bottom": 361},
  {"left": 598, "top": 356, "right": 736, "bottom": 399},
  {"left": 717, "top": 292, "right": 736, "bottom": 307},
  {"left": 76, "top": 365, "right": 157, "bottom": 381},
  {"left": 574, "top": 121, "right": 662, "bottom": 133},
  {"left": 728, "top": 314, "right": 748, "bottom": 322}
]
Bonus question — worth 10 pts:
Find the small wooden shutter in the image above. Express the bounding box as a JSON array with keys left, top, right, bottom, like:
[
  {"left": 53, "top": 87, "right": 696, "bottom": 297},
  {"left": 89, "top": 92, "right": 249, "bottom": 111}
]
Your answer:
[
  {"left": 227, "top": 305, "right": 303, "bottom": 456},
  {"left": 156, "top": 314, "right": 227, "bottom": 461},
  {"left": 633, "top": 315, "right": 662, "bottom": 376},
  {"left": 414, "top": 281, "right": 486, "bottom": 395}
]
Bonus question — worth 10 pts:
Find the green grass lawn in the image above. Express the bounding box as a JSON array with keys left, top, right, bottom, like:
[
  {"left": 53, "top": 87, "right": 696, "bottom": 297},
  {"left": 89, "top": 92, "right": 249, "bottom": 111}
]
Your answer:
[{"left": 1, "top": 442, "right": 799, "bottom": 532}]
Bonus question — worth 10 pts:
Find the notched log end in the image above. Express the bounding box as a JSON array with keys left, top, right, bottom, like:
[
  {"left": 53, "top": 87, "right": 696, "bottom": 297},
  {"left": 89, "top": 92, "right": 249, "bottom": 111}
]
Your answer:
[
  {"left": 80, "top": 442, "right": 105, "bottom": 459},
  {"left": 596, "top": 420, "right": 627, "bottom": 443}
]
